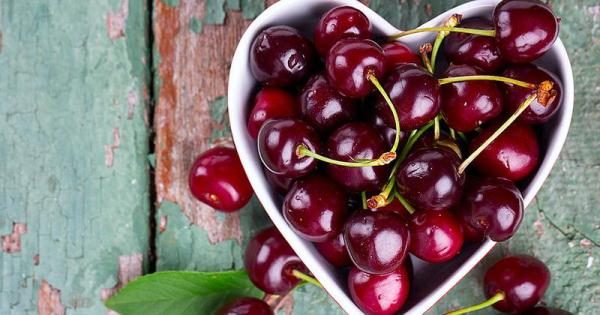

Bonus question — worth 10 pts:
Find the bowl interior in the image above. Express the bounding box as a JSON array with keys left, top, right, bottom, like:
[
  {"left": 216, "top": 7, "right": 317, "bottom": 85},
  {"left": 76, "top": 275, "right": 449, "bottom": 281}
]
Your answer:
[{"left": 228, "top": 0, "right": 574, "bottom": 314}]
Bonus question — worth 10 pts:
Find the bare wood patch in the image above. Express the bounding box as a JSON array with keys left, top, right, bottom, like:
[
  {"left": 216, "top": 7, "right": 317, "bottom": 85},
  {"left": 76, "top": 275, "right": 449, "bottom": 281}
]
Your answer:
[
  {"left": 159, "top": 215, "right": 168, "bottom": 233},
  {"left": 1, "top": 222, "right": 27, "bottom": 253},
  {"left": 104, "top": 128, "right": 121, "bottom": 167},
  {"left": 106, "top": 0, "right": 129, "bottom": 40},
  {"left": 101, "top": 253, "right": 144, "bottom": 315},
  {"left": 38, "top": 280, "right": 65, "bottom": 315},
  {"left": 127, "top": 89, "right": 138, "bottom": 120}
]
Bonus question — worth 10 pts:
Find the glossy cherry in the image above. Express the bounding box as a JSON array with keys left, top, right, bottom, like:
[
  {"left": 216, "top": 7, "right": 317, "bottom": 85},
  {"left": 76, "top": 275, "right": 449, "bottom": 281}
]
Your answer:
[
  {"left": 250, "top": 25, "right": 316, "bottom": 86},
  {"left": 502, "top": 64, "right": 563, "bottom": 124},
  {"left": 258, "top": 119, "right": 320, "bottom": 178},
  {"left": 484, "top": 255, "right": 551, "bottom": 313},
  {"left": 283, "top": 174, "right": 348, "bottom": 242},
  {"left": 348, "top": 264, "right": 411, "bottom": 315},
  {"left": 300, "top": 73, "right": 357, "bottom": 131},
  {"left": 247, "top": 87, "right": 299, "bottom": 139},
  {"left": 314, "top": 6, "right": 372, "bottom": 57},
  {"left": 441, "top": 64, "right": 503, "bottom": 132},
  {"left": 314, "top": 232, "right": 352, "bottom": 267},
  {"left": 396, "top": 147, "right": 465, "bottom": 211},
  {"left": 458, "top": 177, "right": 524, "bottom": 241},
  {"left": 344, "top": 210, "right": 410, "bottom": 274},
  {"left": 408, "top": 210, "right": 464, "bottom": 263},
  {"left": 375, "top": 63, "right": 441, "bottom": 130},
  {"left": 469, "top": 122, "right": 539, "bottom": 182},
  {"left": 189, "top": 146, "right": 253, "bottom": 212},
  {"left": 264, "top": 168, "right": 295, "bottom": 194},
  {"left": 493, "top": 0, "right": 559, "bottom": 63},
  {"left": 244, "top": 227, "right": 307, "bottom": 295},
  {"left": 414, "top": 131, "right": 463, "bottom": 159},
  {"left": 443, "top": 17, "right": 504, "bottom": 73},
  {"left": 216, "top": 297, "right": 274, "bottom": 315},
  {"left": 372, "top": 198, "right": 412, "bottom": 221},
  {"left": 326, "top": 122, "right": 389, "bottom": 192},
  {"left": 326, "top": 38, "right": 385, "bottom": 98},
  {"left": 521, "top": 307, "right": 573, "bottom": 315},
  {"left": 382, "top": 41, "right": 421, "bottom": 70}
]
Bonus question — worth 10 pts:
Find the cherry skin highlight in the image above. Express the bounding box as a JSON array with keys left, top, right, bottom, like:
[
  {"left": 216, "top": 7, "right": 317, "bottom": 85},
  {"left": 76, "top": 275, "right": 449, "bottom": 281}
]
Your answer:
[
  {"left": 189, "top": 146, "right": 253, "bottom": 212},
  {"left": 314, "top": 6, "right": 372, "bottom": 57},
  {"left": 216, "top": 297, "right": 274, "bottom": 315},
  {"left": 408, "top": 210, "right": 464, "bottom": 263},
  {"left": 250, "top": 26, "right": 316, "bottom": 86},
  {"left": 247, "top": 87, "right": 299, "bottom": 139},
  {"left": 348, "top": 264, "right": 411, "bottom": 315},
  {"left": 314, "top": 232, "right": 352, "bottom": 267}
]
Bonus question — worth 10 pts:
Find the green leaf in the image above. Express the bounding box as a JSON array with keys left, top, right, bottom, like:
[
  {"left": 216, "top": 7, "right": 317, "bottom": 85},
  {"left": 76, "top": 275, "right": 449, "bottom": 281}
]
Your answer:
[{"left": 105, "top": 270, "right": 263, "bottom": 315}]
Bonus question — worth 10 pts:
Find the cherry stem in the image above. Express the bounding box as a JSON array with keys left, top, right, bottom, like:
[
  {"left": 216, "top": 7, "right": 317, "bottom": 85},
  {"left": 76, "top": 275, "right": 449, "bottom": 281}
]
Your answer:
[
  {"left": 398, "top": 121, "right": 435, "bottom": 162},
  {"left": 419, "top": 43, "right": 433, "bottom": 73},
  {"left": 367, "top": 178, "right": 395, "bottom": 209},
  {"left": 444, "top": 291, "right": 505, "bottom": 315},
  {"left": 449, "top": 128, "right": 456, "bottom": 140},
  {"left": 389, "top": 26, "right": 495, "bottom": 40},
  {"left": 368, "top": 73, "right": 402, "bottom": 153},
  {"left": 361, "top": 191, "right": 368, "bottom": 210},
  {"left": 296, "top": 144, "right": 394, "bottom": 167},
  {"left": 434, "top": 116, "right": 441, "bottom": 141},
  {"left": 291, "top": 269, "right": 322, "bottom": 288},
  {"left": 395, "top": 191, "right": 415, "bottom": 214},
  {"left": 431, "top": 14, "right": 462, "bottom": 73},
  {"left": 438, "top": 75, "right": 537, "bottom": 89},
  {"left": 458, "top": 94, "right": 537, "bottom": 174}
]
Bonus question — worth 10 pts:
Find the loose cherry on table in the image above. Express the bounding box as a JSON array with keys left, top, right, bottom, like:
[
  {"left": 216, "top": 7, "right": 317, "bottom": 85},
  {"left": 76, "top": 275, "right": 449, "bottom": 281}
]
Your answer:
[
  {"left": 314, "top": 6, "right": 372, "bottom": 57},
  {"left": 344, "top": 210, "right": 410, "bottom": 274},
  {"left": 348, "top": 264, "right": 411, "bottom": 315},
  {"left": 216, "top": 297, "right": 273, "bottom": 315},
  {"left": 188, "top": 146, "right": 253, "bottom": 212},
  {"left": 247, "top": 87, "right": 299, "bottom": 139},
  {"left": 283, "top": 174, "right": 348, "bottom": 242},
  {"left": 250, "top": 25, "right": 315, "bottom": 87},
  {"left": 446, "top": 255, "right": 551, "bottom": 315},
  {"left": 314, "top": 232, "right": 352, "bottom": 267},
  {"left": 382, "top": 42, "right": 421, "bottom": 70},
  {"left": 408, "top": 210, "right": 464, "bottom": 263}
]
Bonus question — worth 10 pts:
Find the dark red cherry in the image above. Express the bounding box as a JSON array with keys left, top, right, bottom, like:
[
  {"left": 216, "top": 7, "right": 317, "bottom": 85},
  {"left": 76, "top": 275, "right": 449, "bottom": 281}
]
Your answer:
[
  {"left": 189, "top": 146, "right": 253, "bottom": 212},
  {"left": 367, "top": 107, "right": 407, "bottom": 149},
  {"left": 247, "top": 87, "right": 299, "bottom": 139},
  {"left": 348, "top": 264, "right": 410, "bottom": 315},
  {"left": 469, "top": 122, "right": 539, "bottom": 182},
  {"left": 521, "top": 306, "right": 573, "bottom": 315},
  {"left": 344, "top": 210, "right": 410, "bottom": 274},
  {"left": 326, "top": 38, "right": 385, "bottom": 98},
  {"left": 326, "top": 122, "right": 389, "bottom": 192},
  {"left": 396, "top": 147, "right": 464, "bottom": 211},
  {"left": 314, "top": 6, "right": 372, "bottom": 57},
  {"left": 413, "top": 131, "right": 463, "bottom": 159},
  {"left": 314, "top": 232, "right": 352, "bottom": 267},
  {"left": 484, "top": 255, "right": 551, "bottom": 313},
  {"left": 441, "top": 64, "right": 503, "bottom": 132},
  {"left": 375, "top": 63, "right": 441, "bottom": 130},
  {"left": 216, "top": 297, "right": 273, "bottom": 315},
  {"left": 382, "top": 42, "right": 421, "bottom": 70},
  {"left": 244, "top": 227, "right": 307, "bottom": 295},
  {"left": 264, "top": 168, "right": 295, "bottom": 194},
  {"left": 502, "top": 64, "right": 563, "bottom": 124},
  {"left": 493, "top": 0, "right": 559, "bottom": 63},
  {"left": 258, "top": 119, "right": 320, "bottom": 178},
  {"left": 250, "top": 26, "right": 316, "bottom": 86},
  {"left": 372, "top": 198, "right": 412, "bottom": 221},
  {"left": 408, "top": 210, "right": 464, "bottom": 263},
  {"left": 283, "top": 174, "right": 348, "bottom": 242},
  {"left": 458, "top": 177, "right": 524, "bottom": 242},
  {"left": 443, "top": 18, "right": 504, "bottom": 73},
  {"left": 300, "top": 73, "right": 357, "bottom": 132}
]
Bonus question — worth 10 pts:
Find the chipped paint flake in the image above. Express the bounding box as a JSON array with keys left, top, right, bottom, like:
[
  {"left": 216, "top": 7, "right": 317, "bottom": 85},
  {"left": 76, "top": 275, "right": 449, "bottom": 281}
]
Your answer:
[
  {"left": 34, "top": 254, "right": 40, "bottom": 265},
  {"left": 127, "top": 89, "right": 138, "bottom": 120},
  {"left": 38, "top": 280, "right": 65, "bottom": 315},
  {"left": 159, "top": 215, "right": 168, "bottom": 233},
  {"left": 587, "top": 256, "right": 594, "bottom": 268},
  {"left": 533, "top": 220, "right": 544, "bottom": 237},
  {"left": 106, "top": 0, "right": 129, "bottom": 40},
  {"left": 101, "top": 253, "right": 144, "bottom": 311},
  {"left": 580, "top": 238, "right": 593, "bottom": 250},
  {"left": 1, "top": 222, "right": 27, "bottom": 253},
  {"left": 104, "top": 128, "right": 121, "bottom": 167}
]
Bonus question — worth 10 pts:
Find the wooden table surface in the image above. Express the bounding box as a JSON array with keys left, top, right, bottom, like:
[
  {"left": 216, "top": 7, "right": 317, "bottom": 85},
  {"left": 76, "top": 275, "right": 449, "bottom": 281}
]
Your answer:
[{"left": 1, "top": 0, "right": 598, "bottom": 314}]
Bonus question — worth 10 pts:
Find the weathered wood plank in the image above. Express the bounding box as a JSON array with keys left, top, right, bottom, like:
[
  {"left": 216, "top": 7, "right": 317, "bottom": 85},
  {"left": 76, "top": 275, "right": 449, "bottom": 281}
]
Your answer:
[{"left": 0, "top": 0, "right": 151, "bottom": 313}]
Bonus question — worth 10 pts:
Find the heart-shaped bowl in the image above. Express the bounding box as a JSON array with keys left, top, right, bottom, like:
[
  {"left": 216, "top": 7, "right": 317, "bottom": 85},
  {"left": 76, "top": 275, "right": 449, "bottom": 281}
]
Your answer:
[{"left": 228, "top": 0, "right": 574, "bottom": 313}]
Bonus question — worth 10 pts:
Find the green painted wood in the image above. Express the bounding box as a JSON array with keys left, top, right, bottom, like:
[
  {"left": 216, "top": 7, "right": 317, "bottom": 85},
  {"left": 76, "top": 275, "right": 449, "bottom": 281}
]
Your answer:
[{"left": 0, "top": 0, "right": 151, "bottom": 313}]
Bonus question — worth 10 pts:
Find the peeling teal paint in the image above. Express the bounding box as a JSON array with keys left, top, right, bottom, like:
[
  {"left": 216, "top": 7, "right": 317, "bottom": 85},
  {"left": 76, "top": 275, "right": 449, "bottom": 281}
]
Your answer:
[
  {"left": 240, "top": 0, "right": 264, "bottom": 20},
  {"left": 160, "top": 0, "right": 180, "bottom": 8},
  {"left": 209, "top": 96, "right": 231, "bottom": 140},
  {"left": 204, "top": 0, "right": 226, "bottom": 25},
  {"left": 226, "top": 0, "right": 241, "bottom": 11},
  {"left": 189, "top": 17, "right": 203, "bottom": 33}
]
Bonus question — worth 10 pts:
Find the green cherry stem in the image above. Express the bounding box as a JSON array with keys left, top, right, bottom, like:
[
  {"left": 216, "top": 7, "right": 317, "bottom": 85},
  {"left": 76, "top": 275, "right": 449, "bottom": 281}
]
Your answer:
[
  {"left": 367, "top": 73, "right": 402, "bottom": 153},
  {"left": 438, "top": 75, "right": 536, "bottom": 89},
  {"left": 291, "top": 270, "right": 322, "bottom": 288},
  {"left": 361, "top": 191, "right": 368, "bottom": 210},
  {"left": 367, "top": 177, "right": 395, "bottom": 209},
  {"left": 431, "top": 14, "right": 462, "bottom": 73},
  {"left": 395, "top": 191, "right": 415, "bottom": 215},
  {"left": 434, "top": 115, "right": 441, "bottom": 141},
  {"left": 389, "top": 26, "right": 495, "bottom": 40},
  {"left": 444, "top": 292, "right": 505, "bottom": 315},
  {"left": 419, "top": 43, "right": 434, "bottom": 73},
  {"left": 398, "top": 121, "right": 434, "bottom": 162},
  {"left": 296, "top": 144, "right": 394, "bottom": 167},
  {"left": 449, "top": 128, "right": 457, "bottom": 140}
]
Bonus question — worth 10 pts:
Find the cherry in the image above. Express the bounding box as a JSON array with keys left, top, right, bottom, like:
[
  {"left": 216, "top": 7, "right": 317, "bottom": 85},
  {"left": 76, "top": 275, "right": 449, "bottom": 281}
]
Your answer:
[
  {"left": 348, "top": 264, "right": 410, "bottom": 315},
  {"left": 314, "top": 6, "right": 372, "bottom": 58},
  {"left": 247, "top": 87, "right": 299, "bottom": 139},
  {"left": 469, "top": 122, "right": 539, "bottom": 182},
  {"left": 257, "top": 119, "right": 320, "bottom": 178},
  {"left": 382, "top": 42, "right": 421, "bottom": 70},
  {"left": 413, "top": 131, "right": 463, "bottom": 159},
  {"left": 264, "top": 168, "right": 295, "bottom": 194},
  {"left": 458, "top": 177, "right": 524, "bottom": 241},
  {"left": 344, "top": 210, "right": 410, "bottom": 274},
  {"left": 441, "top": 64, "right": 503, "bottom": 132},
  {"left": 283, "top": 174, "right": 348, "bottom": 242},
  {"left": 244, "top": 227, "right": 307, "bottom": 295},
  {"left": 250, "top": 25, "right": 316, "bottom": 86},
  {"left": 521, "top": 306, "right": 573, "bottom": 315},
  {"left": 314, "top": 232, "right": 352, "bottom": 267},
  {"left": 326, "top": 122, "right": 389, "bottom": 192},
  {"left": 300, "top": 73, "right": 357, "bottom": 132},
  {"left": 372, "top": 198, "right": 412, "bottom": 221},
  {"left": 502, "top": 64, "right": 563, "bottom": 124},
  {"left": 375, "top": 63, "right": 441, "bottom": 130},
  {"left": 396, "top": 147, "right": 465, "bottom": 211},
  {"left": 494, "top": 0, "right": 559, "bottom": 63},
  {"left": 188, "top": 146, "right": 253, "bottom": 212},
  {"left": 408, "top": 210, "right": 464, "bottom": 263},
  {"left": 326, "top": 38, "right": 385, "bottom": 98},
  {"left": 443, "top": 17, "right": 504, "bottom": 73},
  {"left": 368, "top": 107, "right": 406, "bottom": 148},
  {"left": 216, "top": 297, "right": 273, "bottom": 315}
]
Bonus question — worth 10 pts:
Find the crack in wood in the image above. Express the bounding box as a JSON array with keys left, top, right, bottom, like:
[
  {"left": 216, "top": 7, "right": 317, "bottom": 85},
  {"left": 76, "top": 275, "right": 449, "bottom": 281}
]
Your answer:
[{"left": 534, "top": 197, "right": 600, "bottom": 247}]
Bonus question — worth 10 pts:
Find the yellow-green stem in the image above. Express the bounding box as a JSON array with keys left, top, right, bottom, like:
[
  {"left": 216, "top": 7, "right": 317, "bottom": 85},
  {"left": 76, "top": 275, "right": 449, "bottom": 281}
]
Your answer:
[
  {"left": 291, "top": 270, "right": 322, "bottom": 288},
  {"left": 444, "top": 292, "right": 505, "bottom": 315},
  {"left": 389, "top": 26, "right": 495, "bottom": 40},
  {"left": 296, "top": 145, "right": 391, "bottom": 167},
  {"left": 367, "top": 178, "right": 395, "bottom": 209},
  {"left": 434, "top": 116, "right": 441, "bottom": 140},
  {"left": 398, "top": 121, "right": 435, "bottom": 162},
  {"left": 449, "top": 128, "right": 457, "bottom": 140},
  {"left": 438, "top": 75, "right": 536, "bottom": 89},
  {"left": 361, "top": 191, "right": 368, "bottom": 210},
  {"left": 368, "top": 74, "right": 401, "bottom": 153},
  {"left": 395, "top": 192, "right": 415, "bottom": 214}
]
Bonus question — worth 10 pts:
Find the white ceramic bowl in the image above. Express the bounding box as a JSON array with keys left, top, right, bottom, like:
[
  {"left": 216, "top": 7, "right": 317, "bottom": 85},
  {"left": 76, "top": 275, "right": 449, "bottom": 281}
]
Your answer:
[{"left": 228, "top": 0, "right": 574, "bottom": 313}]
